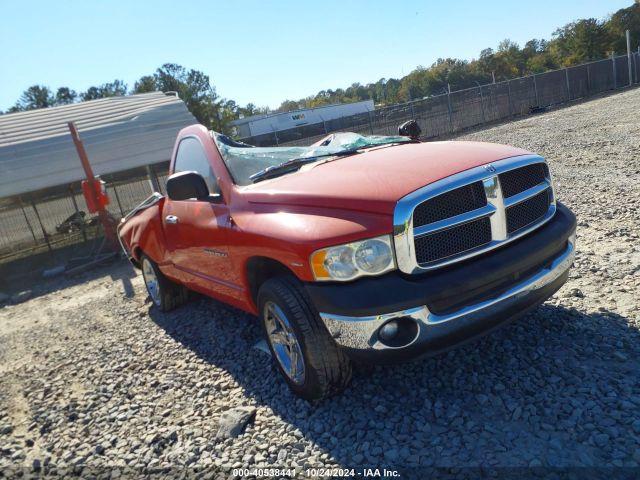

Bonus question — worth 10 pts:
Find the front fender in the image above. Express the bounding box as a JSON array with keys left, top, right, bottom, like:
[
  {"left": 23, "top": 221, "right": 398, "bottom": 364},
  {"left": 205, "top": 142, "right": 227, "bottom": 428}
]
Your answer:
[{"left": 229, "top": 205, "right": 392, "bottom": 282}]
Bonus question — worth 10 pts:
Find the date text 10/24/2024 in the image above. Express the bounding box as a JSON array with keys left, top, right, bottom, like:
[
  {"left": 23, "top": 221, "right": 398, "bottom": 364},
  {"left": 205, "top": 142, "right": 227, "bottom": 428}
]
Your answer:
[{"left": 233, "top": 468, "right": 401, "bottom": 477}]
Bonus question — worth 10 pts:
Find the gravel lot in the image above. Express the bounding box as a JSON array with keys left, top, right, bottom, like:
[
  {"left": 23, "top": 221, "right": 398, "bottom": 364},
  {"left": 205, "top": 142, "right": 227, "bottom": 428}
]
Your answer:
[{"left": 1, "top": 88, "right": 639, "bottom": 476}]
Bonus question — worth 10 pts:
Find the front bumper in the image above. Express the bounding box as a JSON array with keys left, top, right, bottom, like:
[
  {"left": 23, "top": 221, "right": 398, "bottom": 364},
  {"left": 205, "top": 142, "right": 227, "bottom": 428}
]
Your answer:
[{"left": 306, "top": 203, "right": 576, "bottom": 363}]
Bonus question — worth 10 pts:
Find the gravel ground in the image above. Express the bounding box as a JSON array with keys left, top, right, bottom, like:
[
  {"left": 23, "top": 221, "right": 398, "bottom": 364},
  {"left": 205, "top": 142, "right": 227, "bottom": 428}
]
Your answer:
[{"left": 1, "top": 88, "right": 639, "bottom": 477}]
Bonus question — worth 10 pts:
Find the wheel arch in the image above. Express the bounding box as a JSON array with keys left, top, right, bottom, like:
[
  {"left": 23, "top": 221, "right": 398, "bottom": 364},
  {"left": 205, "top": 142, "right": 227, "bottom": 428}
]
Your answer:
[{"left": 245, "top": 256, "right": 299, "bottom": 307}]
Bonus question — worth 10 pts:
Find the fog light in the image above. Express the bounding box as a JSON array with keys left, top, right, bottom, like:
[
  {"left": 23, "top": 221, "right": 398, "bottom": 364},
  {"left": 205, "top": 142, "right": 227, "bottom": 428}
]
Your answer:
[
  {"left": 376, "top": 317, "right": 420, "bottom": 348},
  {"left": 379, "top": 320, "right": 399, "bottom": 341}
]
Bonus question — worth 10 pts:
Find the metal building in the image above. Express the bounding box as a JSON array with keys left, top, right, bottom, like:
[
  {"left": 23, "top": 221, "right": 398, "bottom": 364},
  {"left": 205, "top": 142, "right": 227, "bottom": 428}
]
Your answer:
[
  {"left": 230, "top": 100, "right": 374, "bottom": 138},
  {"left": 0, "top": 92, "right": 197, "bottom": 199}
]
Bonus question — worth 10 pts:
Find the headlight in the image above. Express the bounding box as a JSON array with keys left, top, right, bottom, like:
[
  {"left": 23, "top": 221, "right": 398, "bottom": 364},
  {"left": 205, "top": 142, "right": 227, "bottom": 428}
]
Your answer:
[{"left": 310, "top": 235, "right": 395, "bottom": 281}]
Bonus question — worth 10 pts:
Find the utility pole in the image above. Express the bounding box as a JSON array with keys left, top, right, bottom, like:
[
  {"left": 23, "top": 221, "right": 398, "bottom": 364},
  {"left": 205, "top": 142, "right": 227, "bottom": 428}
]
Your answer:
[{"left": 627, "top": 30, "right": 633, "bottom": 86}]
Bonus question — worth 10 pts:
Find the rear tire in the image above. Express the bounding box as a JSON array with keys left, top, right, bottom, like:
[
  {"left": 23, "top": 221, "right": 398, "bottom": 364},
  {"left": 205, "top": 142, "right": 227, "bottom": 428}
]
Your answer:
[
  {"left": 258, "top": 276, "right": 352, "bottom": 401},
  {"left": 140, "top": 255, "right": 188, "bottom": 312}
]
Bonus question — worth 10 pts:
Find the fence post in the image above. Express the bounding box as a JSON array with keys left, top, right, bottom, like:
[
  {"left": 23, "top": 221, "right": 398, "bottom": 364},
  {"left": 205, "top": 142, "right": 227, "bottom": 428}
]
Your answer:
[
  {"left": 533, "top": 74, "right": 539, "bottom": 107},
  {"left": 478, "top": 85, "right": 486, "bottom": 123},
  {"left": 18, "top": 197, "right": 38, "bottom": 245},
  {"left": 68, "top": 186, "right": 87, "bottom": 242},
  {"left": 368, "top": 112, "right": 374, "bottom": 135},
  {"left": 627, "top": 30, "right": 632, "bottom": 86},
  {"left": 586, "top": 64, "right": 591, "bottom": 94},
  {"left": 507, "top": 80, "right": 513, "bottom": 117},
  {"left": 147, "top": 165, "right": 160, "bottom": 193},
  {"left": 565, "top": 68, "right": 571, "bottom": 101},
  {"left": 612, "top": 52, "right": 617, "bottom": 89},
  {"left": 30, "top": 196, "right": 52, "bottom": 252},
  {"left": 112, "top": 184, "right": 125, "bottom": 217},
  {"left": 447, "top": 84, "right": 454, "bottom": 133}
]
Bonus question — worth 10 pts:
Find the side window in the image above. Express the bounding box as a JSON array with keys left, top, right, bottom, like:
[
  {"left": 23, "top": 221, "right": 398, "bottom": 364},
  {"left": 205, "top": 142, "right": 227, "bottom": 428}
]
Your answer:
[{"left": 174, "top": 137, "right": 219, "bottom": 195}]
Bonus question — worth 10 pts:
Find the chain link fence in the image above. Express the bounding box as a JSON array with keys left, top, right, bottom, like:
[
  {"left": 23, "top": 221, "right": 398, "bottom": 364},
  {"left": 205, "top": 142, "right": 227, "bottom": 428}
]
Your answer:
[
  {"left": 0, "top": 163, "right": 169, "bottom": 288},
  {"left": 241, "top": 54, "right": 640, "bottom": 147}
]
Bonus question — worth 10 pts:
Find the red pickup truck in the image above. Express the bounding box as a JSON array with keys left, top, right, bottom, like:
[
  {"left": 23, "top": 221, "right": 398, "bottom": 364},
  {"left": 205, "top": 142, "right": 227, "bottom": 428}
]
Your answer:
[{"left": 118, "top": 123, "right": 576, "bottom": 400}]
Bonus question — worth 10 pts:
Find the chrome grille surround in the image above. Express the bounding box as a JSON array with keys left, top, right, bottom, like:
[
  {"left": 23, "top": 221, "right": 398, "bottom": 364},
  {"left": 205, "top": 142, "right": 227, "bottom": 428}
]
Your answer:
[{"left": 393, "top": 155, "right": 556, "bottom": 274}]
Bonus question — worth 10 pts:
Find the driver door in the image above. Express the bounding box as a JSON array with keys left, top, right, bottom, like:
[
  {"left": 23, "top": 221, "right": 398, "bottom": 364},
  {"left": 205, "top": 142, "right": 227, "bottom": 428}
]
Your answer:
[{"left": 163, "top": 136, "right": 239, "bottom": 300}]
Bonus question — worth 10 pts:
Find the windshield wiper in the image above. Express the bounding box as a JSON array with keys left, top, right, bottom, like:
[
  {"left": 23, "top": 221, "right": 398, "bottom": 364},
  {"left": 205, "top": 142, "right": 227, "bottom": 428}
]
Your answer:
[{"left": 250, "top": 150, "right": 359, "bottom": 183}]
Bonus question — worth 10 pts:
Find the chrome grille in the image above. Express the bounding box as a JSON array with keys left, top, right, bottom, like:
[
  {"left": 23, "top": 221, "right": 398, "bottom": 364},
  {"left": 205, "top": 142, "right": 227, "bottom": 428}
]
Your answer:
[
  {"left": 393, "top": 155, "right": 556, "bottom": 274},
  {"left": 413, "top": 182, "right": 486, "bottom": 227},
  {"left": 499, "top": 163, "right": 548, "bottom": 198},
  {"left": 506, "top": 189, "right": 550, "bottom": 234},
  {"left": 414, "top": 217, "right": 492, "bottom": 264}
]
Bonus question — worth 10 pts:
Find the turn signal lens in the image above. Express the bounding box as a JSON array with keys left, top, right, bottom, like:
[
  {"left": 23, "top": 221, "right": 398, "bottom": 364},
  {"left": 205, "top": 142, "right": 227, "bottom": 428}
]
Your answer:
[{"left": 310, "top": 235, "right": 395, "bottom": 281}]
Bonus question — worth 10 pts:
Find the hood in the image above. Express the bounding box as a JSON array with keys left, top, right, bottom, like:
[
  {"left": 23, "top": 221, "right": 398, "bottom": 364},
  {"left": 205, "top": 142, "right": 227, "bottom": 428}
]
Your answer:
[{"left": 241, "top": 141, "right": 532, "bottom": 215}]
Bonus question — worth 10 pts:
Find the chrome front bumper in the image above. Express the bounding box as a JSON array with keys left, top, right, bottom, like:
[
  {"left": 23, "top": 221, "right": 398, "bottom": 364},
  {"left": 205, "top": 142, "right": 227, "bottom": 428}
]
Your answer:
[{"left": 319, "top": 235, "right": 575, "bottom": 356}]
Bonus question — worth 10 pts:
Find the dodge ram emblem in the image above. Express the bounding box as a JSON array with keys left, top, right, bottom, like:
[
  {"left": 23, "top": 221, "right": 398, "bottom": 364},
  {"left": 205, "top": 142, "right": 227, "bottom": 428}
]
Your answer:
[{"left": 484, "top": 164, "right": 496, "bottom": 173}]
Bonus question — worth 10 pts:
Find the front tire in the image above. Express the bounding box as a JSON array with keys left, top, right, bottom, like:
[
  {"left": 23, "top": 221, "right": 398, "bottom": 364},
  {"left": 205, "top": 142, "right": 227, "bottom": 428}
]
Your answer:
[
  {"left": 140, "top": 255, "right": 188, "bottom": 312},
  {"left": 258, "top": 276, "right": 352, "bottom": 401}
]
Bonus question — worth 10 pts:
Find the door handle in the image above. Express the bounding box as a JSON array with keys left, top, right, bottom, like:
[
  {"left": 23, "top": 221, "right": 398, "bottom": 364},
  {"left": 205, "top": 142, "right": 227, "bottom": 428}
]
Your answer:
[{"left": 165, "top": 215, "right": 179, "bottom": 224}]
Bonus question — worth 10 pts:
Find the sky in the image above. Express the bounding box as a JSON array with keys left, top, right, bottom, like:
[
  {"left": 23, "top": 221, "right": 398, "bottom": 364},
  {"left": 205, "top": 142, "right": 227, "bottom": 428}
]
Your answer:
[{"left": 0, "top": 0, "right": 633, "bottom": 112}]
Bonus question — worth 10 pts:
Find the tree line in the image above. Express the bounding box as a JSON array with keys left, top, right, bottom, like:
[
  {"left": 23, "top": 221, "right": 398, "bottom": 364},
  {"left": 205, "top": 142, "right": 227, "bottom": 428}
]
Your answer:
[
  {"left": 2, "top": 2, "right": 638, "bottom": 135},
  {"left": 283, "top": 2, "right": 639, "bottom": 111}
]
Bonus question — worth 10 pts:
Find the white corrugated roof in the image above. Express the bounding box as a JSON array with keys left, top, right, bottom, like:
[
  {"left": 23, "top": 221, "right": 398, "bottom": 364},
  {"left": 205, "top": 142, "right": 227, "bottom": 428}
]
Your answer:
[{"left": 0, "top": 92, "right": 197, "bottom": 198}]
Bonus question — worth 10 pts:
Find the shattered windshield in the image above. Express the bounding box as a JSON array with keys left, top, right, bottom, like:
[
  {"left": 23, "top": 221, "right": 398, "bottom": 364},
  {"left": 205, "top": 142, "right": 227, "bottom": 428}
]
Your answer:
[{"left": 213, "top": 132, "right": 412, "bottom": 186}]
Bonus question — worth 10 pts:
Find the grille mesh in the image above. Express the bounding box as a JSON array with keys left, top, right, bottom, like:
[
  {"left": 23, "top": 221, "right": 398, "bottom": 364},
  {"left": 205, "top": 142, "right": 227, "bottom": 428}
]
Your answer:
[
  {"left": 413, "top": 182, "right": 486, "bottom": 227},
  {"left": 414, "top": 217, "right": 492, "bottom": 264},
  {"left": 506, "top": 189, "right": 551, "bottom": 234},
  {"left": 499, "top": 163, "right": 547, "bottom": 198}
]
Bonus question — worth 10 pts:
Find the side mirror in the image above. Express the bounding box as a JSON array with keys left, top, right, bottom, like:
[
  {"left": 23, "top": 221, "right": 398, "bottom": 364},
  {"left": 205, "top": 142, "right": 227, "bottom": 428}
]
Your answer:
[{"left": 166, "top": 171, "right": 209, "bottom": 201}]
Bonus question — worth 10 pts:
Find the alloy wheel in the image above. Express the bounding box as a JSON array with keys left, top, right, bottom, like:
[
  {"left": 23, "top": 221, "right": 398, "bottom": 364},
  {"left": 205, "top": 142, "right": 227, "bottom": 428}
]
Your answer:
[
  {"left": 264, "top": 301, "right": 305, "bottom": 385},
  {"left": 142, "top": 258, "right": 161, "bottom": 306}
]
